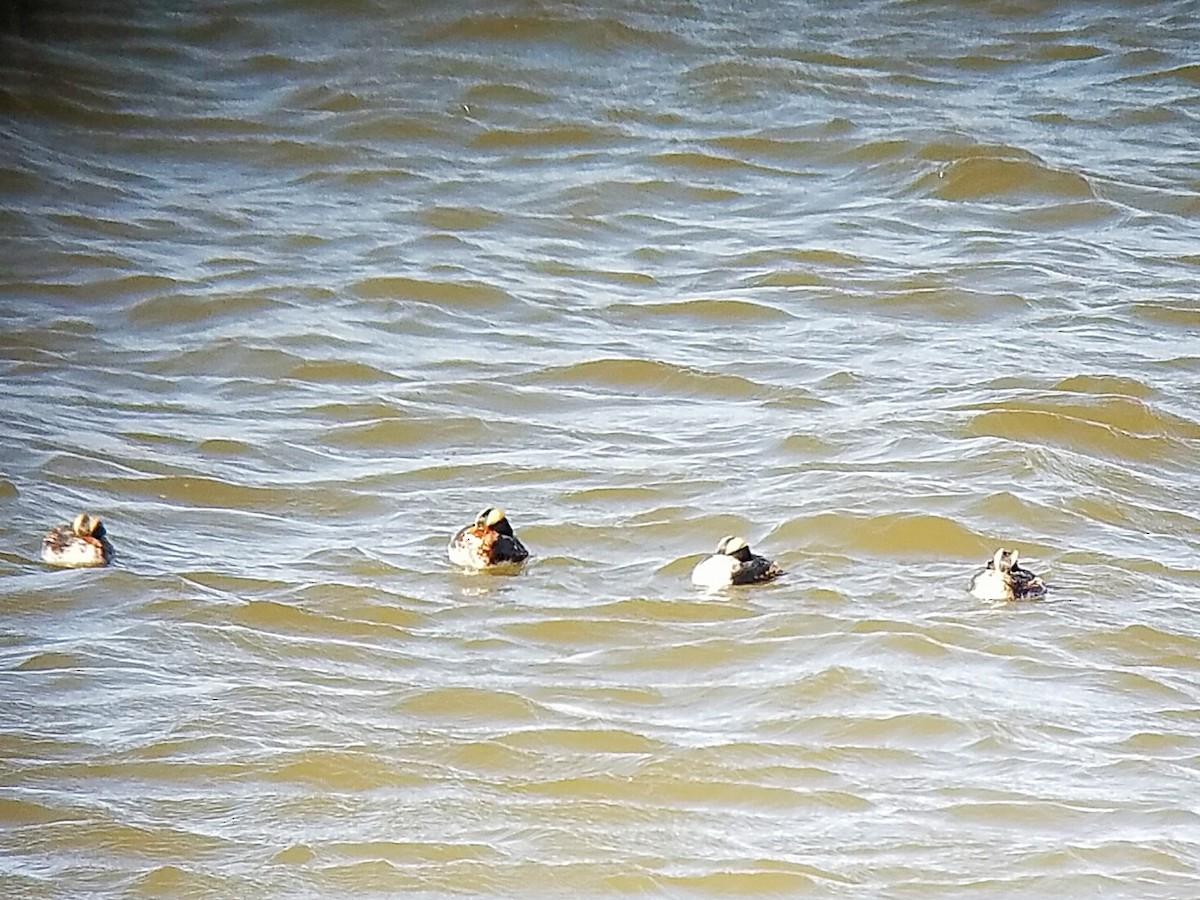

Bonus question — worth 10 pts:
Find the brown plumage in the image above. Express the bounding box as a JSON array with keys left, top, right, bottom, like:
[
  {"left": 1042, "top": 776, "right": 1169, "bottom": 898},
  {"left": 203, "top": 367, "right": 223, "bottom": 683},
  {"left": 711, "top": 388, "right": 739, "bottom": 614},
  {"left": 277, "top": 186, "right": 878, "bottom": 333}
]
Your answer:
[
  {"left": 447, "top": 506, "right": 529, "bottom": 570},
  {"left": 42, "top": 513, "right": 115, "bottom": 568}
]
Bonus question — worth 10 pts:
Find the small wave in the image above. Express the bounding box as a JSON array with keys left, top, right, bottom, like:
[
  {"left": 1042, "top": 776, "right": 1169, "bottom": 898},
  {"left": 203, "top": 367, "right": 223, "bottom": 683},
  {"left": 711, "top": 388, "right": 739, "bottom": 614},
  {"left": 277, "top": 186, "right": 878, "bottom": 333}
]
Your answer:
[
  {"left": 462, "top": 82, "right": 553, "bottom": 106},
  {"left": 333, "top": 116, "right": 453, "bottom": 143},
  {"left": 145, "top": 342, "right": 303, "bottom": 379},
  {"left": 963, "top": 395, "right": 1200, "bottom": 461},
  {"left": 943, "top": 799, "right": 1097, "bottom": 828},
  {"left": 56, "top": 816, "right": 230, "bottom": 857},
  {"left": 563, "top": 178, "right": 740, "bottom": 206},
  {"left": 18, "top": 273, "right": 182, "bottom": 303},
  {"left": 306, "top": 401, "right": 406, "bottom": 423},
  {"left": 395, "top": 461, "right": 592, "bottom": 486},
  {"left": 594, "top": 597, "right": 755, "bottom": 623},
  {"left": 1053, "top": 374, "right": 1155, "bottom": 399},
  {"left": 838, "top": 137, "right": 917, "bottom": 164},
  {"left": 1107, "top": 670, "right": 1194, "bottom": 704},
  {"left": 968, "top": 408, "right": 1173, "bottom": 462},
  {"left": 283, "top": 84, "right": 366, "bottom": 113},
  {"left": 528, "top": 357, "right": 768, "bottom": 400},
  {"left": 422, "top": 13, "right": 686, "bottom": 53},
  {"left": 651, "top": 149, "right": 793, "bottom": 177},
  {"left": 925, "top": 156, "right": 1094, "bottom": 201},
  {"left": 607, "top": 297, "right": 791, "bottom": 324},
  {"left": 183, "top": 571, "right": 293, "bottom": 596},
  {"left": 289, "top": 359, "right": 397, "bottom": 384},
  {"left": 0, "top": 797, "right": 76, "bottom": 826},
  {"left": 198, "top": 441, "right": 256, "bottom": 458},
  {"left": 1015, "top": 199, "right": 1118, "bottom": 228},
  {"left": 272, "top": 844, "right": 315, "bottom": 864},
  {"left": 771, "top": 511, "right": 983, "bottom": 557},
  {"left": 395, "top": 686, "right": 548, "bottom": 722},
  {"left": 86, "top": 758, "right": 252, "bottom": 785},
  {"left": 616, "top": 637, "right": 776, "bottom": 671},
  {"left": 119, "top": 475, "right": 299, "bottom": 510},
  {"left": 1115, "top": 731, "right": 1196, "bottom": 755},
  {"left": 873, "top": 286, "right": 1027, "bottom": 320},
  {"left": 1119, "top": 62, "right": 1200, "bottom": 86},
  {"left": 506, "top": 615, "right": 686, "bottom": 648},
  {"left": 472, "top": 124, "right": 626, "bottom": 150},
  {"left": 1070, "top": 494, "right": 1200, "bottom": 542},
  {"left": 682, "top": 59, "right": 817, "bottom": 106},
  {"left": 1028, "top": 842, "right": 1196, "bottom": 878},
  {"left": 309, "top": 859, "right": 415, "bottom": 892},
  {"left": 534, "top": 260, "right": 657, "bottom": 286},
  {"left": 14, "top": 651, "right": 91, "bottom": 671},
  {"left": 419, "top": 205, "right": 502, "bottom": 231},
  {"left": 734, "top": 247, "right": 865, "bottom": 268},
  {"left": 232, "top": 599, "right": 412, "bottom": 641},
  {"left": 514, "top": 771, "right": 811, "bottom": 810},
  {"left": 325, "top": 839, "right": 502, "bottom": 864},
  {"left": 749, "top": 270, "right": 827, "bottom": 288},
  {"left": 804, "top": 710, "right": 972, "bottom": 745},
  {"left": 498, "top": 727, "right": 664, "bottom": 754},
  {"left": 780, "top": 433, "right": 840, "bottom": 457},
  {"left": 134, "top": 866, "right": 230, "bottom": 895},
  {"left": 351, "top": 275, "right": 511, "bottom": 307},
  {"left": 620, "top": 869, "right": 822, "bottom": 893},
  {"left": 1068, "top": 623, "right": 1200, "bottom": 666},
  {"left": 0, "top": 162, "right": 40, "bottom": 194},
  {"left": 94, "top": 474, "right": 378, "bottom": 516},
  {"left": 1031, "top": 43, "right": 1107, "bottom": 63},
  {"left": 324, "top": 415, "right": 490, "bottom": 450},
  {"left": 562, "top": 485, "right": 664, "bottom": 505},
  {"left": 850, "top": 628, "right": 955, "bottom": 661},
  {"left": 1131, "top": 299, "right": 1200, "bottom": 329},
  {"left": 128, "top": 292, "right": 287, "bottom": 327},
  {"left": 709, "top": 134, "right": 825, "bottom": 161},
  {"left": 970, "top": 491, "right": 1055, "bottom": 530},
  {"left": 266, "top": 750, "right": 419, "bottom": 791}
]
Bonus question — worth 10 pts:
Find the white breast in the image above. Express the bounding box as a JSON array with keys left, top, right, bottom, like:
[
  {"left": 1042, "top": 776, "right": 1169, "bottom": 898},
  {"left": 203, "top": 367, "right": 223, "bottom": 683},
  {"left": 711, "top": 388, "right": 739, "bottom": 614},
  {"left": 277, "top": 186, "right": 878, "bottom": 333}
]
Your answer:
[
  {"left": 969, "top": 568, "right": 1011, "bottom": 601},
  {"left": 691, "top": 553, "right": 738, "bottom": 588},
  {"left": 42, "top": 540, "right": 106, "bottom": 568},
  {"left": 448, "top": 530, "right": 487, "bottom": 569}
]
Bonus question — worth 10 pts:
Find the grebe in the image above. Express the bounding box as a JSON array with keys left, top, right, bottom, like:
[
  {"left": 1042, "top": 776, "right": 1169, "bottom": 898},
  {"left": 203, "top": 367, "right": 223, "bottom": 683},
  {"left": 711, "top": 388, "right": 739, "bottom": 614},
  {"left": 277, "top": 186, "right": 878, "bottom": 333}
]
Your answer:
[
  {"left": 447, "top": 506, "right": 529, "bottom": 570},
  {"left": 41, "top": 513, "right": 114, "bottom": 568},
  {"left": 691, "top": 535, "right": 782, "bottom": 588},
  {"left": 969, "top": 548, "right": 1045, "bottom": 601}
]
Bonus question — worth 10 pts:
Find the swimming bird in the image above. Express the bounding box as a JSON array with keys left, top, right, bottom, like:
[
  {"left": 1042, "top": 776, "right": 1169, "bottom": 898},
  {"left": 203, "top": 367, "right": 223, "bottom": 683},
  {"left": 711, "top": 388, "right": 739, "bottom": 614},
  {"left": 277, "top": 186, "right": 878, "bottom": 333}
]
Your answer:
[
  {"left": 969, "top": 547, "right": 1045, "bottom": 601},
  {"left": 41, "top": 513, "right": 115, "bottom": 568},
  {"left": 447, "top": 506, "right": 529, "bottom": 570},
  {"left": 691, "top": 535, "right": 782, "bottom": 588}
]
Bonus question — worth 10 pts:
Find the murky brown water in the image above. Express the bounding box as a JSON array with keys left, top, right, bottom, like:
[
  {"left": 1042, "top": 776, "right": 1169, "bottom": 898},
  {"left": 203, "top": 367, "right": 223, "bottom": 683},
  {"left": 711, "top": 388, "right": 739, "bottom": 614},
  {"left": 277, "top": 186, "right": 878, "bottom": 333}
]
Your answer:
[{"left": 2, "top": 0, "right": 1200, "bottom": 896}]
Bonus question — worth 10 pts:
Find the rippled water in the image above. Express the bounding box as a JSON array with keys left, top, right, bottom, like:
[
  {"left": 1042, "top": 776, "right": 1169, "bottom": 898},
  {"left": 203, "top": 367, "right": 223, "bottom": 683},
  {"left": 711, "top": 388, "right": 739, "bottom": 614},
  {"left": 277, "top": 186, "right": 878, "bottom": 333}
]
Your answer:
[{"left": 2, "top": 0, "right": 1200, "bottom": 895}]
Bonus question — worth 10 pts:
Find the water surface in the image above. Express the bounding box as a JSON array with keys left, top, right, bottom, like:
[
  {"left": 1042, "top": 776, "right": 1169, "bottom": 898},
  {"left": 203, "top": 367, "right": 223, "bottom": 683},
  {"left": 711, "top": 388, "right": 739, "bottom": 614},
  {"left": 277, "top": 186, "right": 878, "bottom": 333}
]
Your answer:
[{"left": 2, "top": 0, "right": 1200, "bottom": 896}]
